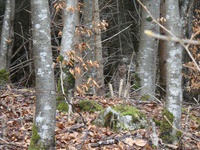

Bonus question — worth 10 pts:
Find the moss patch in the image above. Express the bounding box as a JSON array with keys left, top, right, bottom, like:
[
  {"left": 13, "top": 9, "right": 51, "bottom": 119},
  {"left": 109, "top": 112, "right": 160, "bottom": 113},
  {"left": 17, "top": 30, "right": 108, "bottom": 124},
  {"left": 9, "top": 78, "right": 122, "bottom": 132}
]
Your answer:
[
  {"left": 104, "top": 111, "right": 118, "bottom": 131},
  {"left": 132, "top": 73, "right": 141, "bottom": 90},
  {"left": 112, "top": 104, "right": 145, "bottom": 122},
  {"left": 0, "top": 69, "right": 9, "bottom": 84},
  {"left": 28, "top": 124, "right": 45, "bottom": 150},
  {"left": 160, "top": 109, "right": 176, "bottom": 143},
  {"left": 57, "top": 101, "right": 69, "bottom": 112},
  {"left": 78, "top": 100, "right": 103, "bottom": 113},
  {"left": 141, "top": 94, "right": 150, "bottom": 101}
]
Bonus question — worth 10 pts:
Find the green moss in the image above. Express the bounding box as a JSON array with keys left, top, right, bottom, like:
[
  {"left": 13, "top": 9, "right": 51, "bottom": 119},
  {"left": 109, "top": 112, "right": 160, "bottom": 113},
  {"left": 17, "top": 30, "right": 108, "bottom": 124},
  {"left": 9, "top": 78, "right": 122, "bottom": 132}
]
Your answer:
[
  {"left": 112, "top": 105, "right": 145, "bottom": 122},
  {"left": 28, "top": 124, "right": 45, "bottom": 150},
  {"left": 146, "top": 16, "right": 153, "bottom": 22},
  {"left": 132, "top": 73, "right": 141, "bottom": 90},
  {"left": 57, "top": 101, "right": 69, "bottom": 112},
  {"left": 141, "top": 94, "right": 150, "bottom": 101},
  {"left": 78, "top": 100, "right": 103, "bottom": 113},
  {"left": 153, "top": 118, "right": 161, "bottom": 126},
  {"left": 0, "top": 69, "right": 9, "bottom": 84},
  {"left": 104, "top": 111, "right": 118, "bottom": 131},
  {"left": 160, "top": 109, "right": 175, "bottom": 143},
  {"left": 152, "top": 145, "right": 157, "bottom": 149}
]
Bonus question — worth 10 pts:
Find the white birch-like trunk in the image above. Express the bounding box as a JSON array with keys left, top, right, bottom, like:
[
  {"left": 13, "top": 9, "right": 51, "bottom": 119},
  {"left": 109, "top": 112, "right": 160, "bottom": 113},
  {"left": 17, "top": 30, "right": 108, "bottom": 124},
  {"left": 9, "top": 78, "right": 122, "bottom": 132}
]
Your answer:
[
  {"left": 60, "top": 0, "right": 78, "bottom": 116},
  {"left": 137, "top": 0, "right": 160, "bottom": 97},
  {"left": 165, "top": 0, "right": 183, "bottom": 135},
  {"left": 30, "top": 0, "right": 56, "bottom": 149},
  {"left": 0, "top": 0, "right": 15, "bottom": 71},
  {"left": 60, "top": 0, "right": 78, "bottom": 62}
]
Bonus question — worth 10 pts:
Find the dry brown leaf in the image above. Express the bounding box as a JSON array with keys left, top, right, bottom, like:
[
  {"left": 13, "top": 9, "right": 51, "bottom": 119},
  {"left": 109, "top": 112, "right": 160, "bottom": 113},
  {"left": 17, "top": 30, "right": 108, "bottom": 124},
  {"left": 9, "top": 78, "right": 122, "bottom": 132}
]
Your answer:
[
  {"left": 124, "top": 137, "right": 135, "bottom": 146},
  {"left": 134, "top": 139, "right": 147, "bottom": 147}
]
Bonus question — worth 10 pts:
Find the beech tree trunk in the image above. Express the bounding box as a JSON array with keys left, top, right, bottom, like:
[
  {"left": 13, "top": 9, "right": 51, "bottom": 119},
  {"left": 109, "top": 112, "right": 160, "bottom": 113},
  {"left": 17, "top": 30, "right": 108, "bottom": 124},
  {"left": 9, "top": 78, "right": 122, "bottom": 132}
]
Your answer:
[
  {"left": 165, "top": 0, "right": 183, "bottom": 136},
  {"left": 93, "top": 0, "right": 105, "bottom": 95},
  {"left": 0, "top": 0, "right": 15, "bottom": 71},
  {"left": 137, "top": 0, "right": 160, "bottom": 97},
  {"left": 29, "top": 0, "right": 56, "bottom": 149}
]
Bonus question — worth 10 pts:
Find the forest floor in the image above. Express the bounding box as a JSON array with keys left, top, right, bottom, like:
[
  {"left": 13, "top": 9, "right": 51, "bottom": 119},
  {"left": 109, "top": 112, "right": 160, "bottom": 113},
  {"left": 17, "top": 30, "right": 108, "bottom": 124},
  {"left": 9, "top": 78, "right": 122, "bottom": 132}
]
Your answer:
[{"left": 0, "top": 85, "right": 199, "bottom": 150}]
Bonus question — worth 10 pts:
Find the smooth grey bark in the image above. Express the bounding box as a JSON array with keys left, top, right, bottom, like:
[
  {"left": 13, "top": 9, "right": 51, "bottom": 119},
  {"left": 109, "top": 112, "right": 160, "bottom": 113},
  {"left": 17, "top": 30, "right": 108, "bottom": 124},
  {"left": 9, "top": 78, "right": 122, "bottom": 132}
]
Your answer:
[
  {"left": 83, "top": 0, "right": 104, "bottom": 95},
  {"left": 60, "top": 0, "right": 78, "bottom": 62},
  {"left": 83, "top": 0, "right": 96, "bottom": 94},
  {"left": 165, "top": 0, "right": 183, "bottom": 136},
  {"left": 59, "top": 0, "right": 78, "bottom": 116},
  {"left": 60, "top": 0, "right": 80, "bottom": 89},
  {"left": 30, "top": 0, "right": 56, "bottom": 149},
  {"left": 137, "top": 0, "right": 160, "bottom": 97},
  {"left": 93, "top": 0, "right": 105, "bottom": 95},
  {"left": 0, "top": 0, "right": 15, "bottom": 71}
]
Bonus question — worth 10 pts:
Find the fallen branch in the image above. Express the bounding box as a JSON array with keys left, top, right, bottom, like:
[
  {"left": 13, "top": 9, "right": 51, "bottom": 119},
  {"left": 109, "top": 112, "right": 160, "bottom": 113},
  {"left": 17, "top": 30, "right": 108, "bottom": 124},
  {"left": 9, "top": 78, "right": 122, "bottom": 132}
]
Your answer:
[{"left": 90, "top": 139, "right": 118, "bottom": 148}]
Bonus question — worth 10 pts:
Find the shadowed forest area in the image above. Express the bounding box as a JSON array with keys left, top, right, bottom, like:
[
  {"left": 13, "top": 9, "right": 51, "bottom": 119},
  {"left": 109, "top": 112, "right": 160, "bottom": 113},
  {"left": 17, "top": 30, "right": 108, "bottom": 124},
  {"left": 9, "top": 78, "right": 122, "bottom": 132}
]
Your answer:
[{"left": 0, "top": 0, "right": 200, "bottom": 150}]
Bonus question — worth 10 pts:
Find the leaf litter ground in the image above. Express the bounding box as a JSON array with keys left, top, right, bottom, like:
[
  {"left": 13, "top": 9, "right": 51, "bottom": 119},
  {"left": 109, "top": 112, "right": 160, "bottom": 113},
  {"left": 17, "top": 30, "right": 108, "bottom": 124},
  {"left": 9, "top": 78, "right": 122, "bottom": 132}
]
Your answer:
[{"left": 0, "top": 85, "right": 199, "bottom": 150}]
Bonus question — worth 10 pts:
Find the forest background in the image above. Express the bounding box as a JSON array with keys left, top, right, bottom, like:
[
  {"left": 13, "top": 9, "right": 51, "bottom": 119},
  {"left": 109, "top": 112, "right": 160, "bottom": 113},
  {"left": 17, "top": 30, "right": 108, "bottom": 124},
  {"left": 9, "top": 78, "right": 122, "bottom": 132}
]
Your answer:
[{"left": 0, "top": 0, "right": 199, "bottom": 149}]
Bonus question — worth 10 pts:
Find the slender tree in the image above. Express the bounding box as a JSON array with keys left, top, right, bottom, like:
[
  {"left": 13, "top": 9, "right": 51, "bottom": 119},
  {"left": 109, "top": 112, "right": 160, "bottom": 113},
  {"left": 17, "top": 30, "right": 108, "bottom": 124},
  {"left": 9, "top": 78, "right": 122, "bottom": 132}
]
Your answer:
[
  {"left": 59, "top": 0, "right": 78, "bottom": 116},
  {"left": 29, "top": 0, "right": 56, "bottom": 149},
  {"left": 165, "top": 0, "right": 183, "bottom": 137},
  {"left": 93, "top": 0, "right": 105, "bottom": 95},
  {"left": 137, "top": 0, "right": 160, "bottom": 97},
  {"left": 82, "top": 0, "right": 104, "bottom": 95},
  {"left": 0, "top": 0, "right": 15, "bottom": 71}
]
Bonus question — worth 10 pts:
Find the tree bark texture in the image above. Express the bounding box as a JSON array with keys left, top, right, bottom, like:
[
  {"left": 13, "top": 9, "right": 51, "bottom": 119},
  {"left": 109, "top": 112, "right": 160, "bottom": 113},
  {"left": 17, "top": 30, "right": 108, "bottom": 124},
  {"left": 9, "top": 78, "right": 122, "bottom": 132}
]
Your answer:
[
  {"left": 83, "top": 0, "right": 96, "bottom": 94},
  {"left": 165, "top": 0, "right": 183, "bottom": 134},
  {"left": 30, "top": 0, "right": 56, "bottom": 149},
  {"left": 137, "top": 0, "right": 160, "bottom": 97},
  {"left": 0, "top": 0, "right": 15, "bottom": 71},
  {"left": 93, "top": 0, "right": 105, "bottom": 95}
]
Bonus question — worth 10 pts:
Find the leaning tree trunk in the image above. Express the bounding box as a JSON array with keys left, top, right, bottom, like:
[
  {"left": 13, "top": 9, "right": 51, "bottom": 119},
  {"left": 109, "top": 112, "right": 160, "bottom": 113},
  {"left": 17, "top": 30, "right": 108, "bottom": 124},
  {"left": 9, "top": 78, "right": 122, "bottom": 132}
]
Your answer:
[
  {"left": 165, "top": 0, "right": 183, "bottom": 138},
  {"left": 29, "top": 0, "right": 56, "bottom": 149},
  {"left": 0, "top": 0, "right": 15, "bottom": 71},
  {"left": 137, "top": 0, "right": 160, "bottom": 98},
  {"left": 59, "top": 0, "right": 78, "bottom": 116}
]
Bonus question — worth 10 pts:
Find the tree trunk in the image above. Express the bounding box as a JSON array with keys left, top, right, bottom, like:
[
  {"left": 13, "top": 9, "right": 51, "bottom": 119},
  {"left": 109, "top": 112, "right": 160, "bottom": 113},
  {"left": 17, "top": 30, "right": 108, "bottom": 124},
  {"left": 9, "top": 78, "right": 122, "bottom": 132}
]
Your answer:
[
  {"left": 0, "top": 0, "right": 15, "bottom": 71},
  {"left": 29, "top": 0, "right": 56, "bottom": 149},
  {"left": 165, "top": 0, "right": 183, "bottom": 136},
  {"left": 158, "top": 0, "right": 167, "bottom": 97},
  {"left": 137, "top": 0, "right": 160, "bottom": 98},
  {"left": 93, "top": 0, "right": 105, "bottom": 95},
  {"left": 83, "top": 0, "right": 96, "bottom": 94}
]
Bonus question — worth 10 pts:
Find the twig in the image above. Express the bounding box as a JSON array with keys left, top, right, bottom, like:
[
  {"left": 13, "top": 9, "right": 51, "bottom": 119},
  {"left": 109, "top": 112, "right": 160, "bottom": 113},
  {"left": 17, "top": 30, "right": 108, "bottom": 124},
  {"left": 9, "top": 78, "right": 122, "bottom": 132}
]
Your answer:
[
  {"left": 102, "top": 24, "right": 132, "bottom": 43},
  {"left": 184, "top": 106, "right": 191, "bottom": 132},
  {"left": 144, "top": 30, "right": 200, "bottom": 45}
]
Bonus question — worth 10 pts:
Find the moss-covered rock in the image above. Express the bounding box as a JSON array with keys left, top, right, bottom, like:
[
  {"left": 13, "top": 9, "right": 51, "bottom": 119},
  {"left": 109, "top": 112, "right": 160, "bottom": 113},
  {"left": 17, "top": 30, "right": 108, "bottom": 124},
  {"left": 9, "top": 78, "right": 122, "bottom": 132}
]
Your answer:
[
  {"left": 78, "top": 100, "right": 103, "bottom": 113},
  {"left": 57, "top": 101, "right": 69, "bottom": 112},
  {"left": 112, "top": 105, "right": 145, "bottom": 122},
  {"left": 94, "top": 105, "right": 147, "bottom": 131}
]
